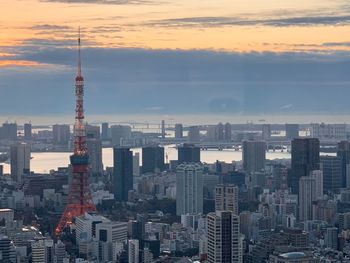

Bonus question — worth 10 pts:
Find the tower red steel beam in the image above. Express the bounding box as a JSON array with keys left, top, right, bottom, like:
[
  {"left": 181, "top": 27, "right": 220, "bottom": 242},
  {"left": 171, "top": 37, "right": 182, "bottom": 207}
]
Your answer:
[{"left": 55, "top": 29, "right": 96, "bottom": 236}]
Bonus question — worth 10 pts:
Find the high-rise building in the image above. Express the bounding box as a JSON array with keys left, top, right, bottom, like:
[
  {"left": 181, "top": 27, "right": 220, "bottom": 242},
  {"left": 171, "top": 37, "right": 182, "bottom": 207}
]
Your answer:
[
  {"left": 24, "top": 123, "right": 32, "bottom": 140},
  {"left": 285, "top": 124, "right": 299, "bottom": 140},
  {"left": 299, "top": 176, "right": 318, "bottom": 222},
  {"left": 75, "top": 212, "right": 110, "bottom": 244},
  {"left": 320, "top": 156, "right": 342, "bottom": 193},
  {"left": 178, "top": 143, "right": 200, "bottom": 164},
  {"left": 0, "top": 235, "right": 12, "bottom": 263},
  {"left": 86, "top": 138, "right": 103, "bottom": 176},
  {"left": 176, "top": 163, "right": 203, "bottom": 216},
  {"left": 52, "top": 124, "right": 70, "bottom": 145},
  {"left": 101, "top": 122, "right": 109, "bottom": 141},
  {"left": 216, "top": 123, "right": 224, "bottom": 141},
  {"left": 113, "top": 147, "right": 133, "bottom": 202},
  {"left": 111, "top": 125, "right": 132, "bottom": 146},
  {"left": 207, "top": 211, "right": 242, "bottom": 263},
  {"left": 142, "top": 146, "right": 165, "bottom": 174},
  {"left": 188, "top": 126, "right": 200, "bottom": 143},
  {"left": 262, "top": 124, "right": 271, "bottom": 141},
  {"left": 96, "top": 221, "right": 128, "bottom": 243},
  {"left": 224, "top": 122, "right": 232, "bottom": 141},
  {"left": 325, "top": 227, "right": 338, "bottom": 250},
  {"left": 175, "top": 123, "right": 183, "bottom": 139},
  {"left": 289, "top": 138, "right": 320, "bottom": 194},
  {"left": 215, "top": 184, "right": 239, "bottom": 215},
  {"left": 310, "top": 170, "right": 323, "bottom": 199},
  {"left": 31, "top": 239, "right": 46, "bottom": 263},
  {"left": 10, "top": 143, "right": 30, "bottom": 183},
  {"left": 86, "top": 125, "right": 100, "bottom": 140},
  {"left": 133, "top": 153, "right": 140, "bottom": 176},
  {"left": 161, "top": 120, "right": 165, "bottom": 139},
  {"left": 54, "top": 240, "right": 67, "bottom": 263},
  {"left": 337, "top": 141, "right": 350, "bottom": 188},
  {"left": 128, "top": 239, "right": 139, "bottom": 263},
  {"left": 1, "top": 122, "right": 17, "bottom": 141},
  {"left": 242, "top": 140, "right": 266, "bottom": 173},
  {"left": 0, "top": 165, "right": 3, "bottom": 177}
]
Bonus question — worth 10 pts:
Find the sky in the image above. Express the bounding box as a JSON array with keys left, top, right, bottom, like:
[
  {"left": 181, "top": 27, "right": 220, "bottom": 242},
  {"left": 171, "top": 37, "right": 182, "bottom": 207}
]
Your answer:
[{"left": 1, "top": 0, "right": 350, "bottom": 124}]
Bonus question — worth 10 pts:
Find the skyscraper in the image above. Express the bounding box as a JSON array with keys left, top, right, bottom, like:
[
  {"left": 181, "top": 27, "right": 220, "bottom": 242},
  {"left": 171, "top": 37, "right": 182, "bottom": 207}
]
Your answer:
[
  {"left": 224, "top": 122, "right": 232, "bottom": 141},
  {"left": 216, "top": 123, "right": 224, "bottom": 141},
  {"left": 24, "top": 123, "right": 32, "bottom": 140},
  {"left": 86, "top": 138, "right": 103, "bottom": 176},
  {"left": 285, "top": 124, "right": 299, "bottom": 140},
  {"left": 175, "top": 123, "right": 183, "bottom": 139},
  {"left": 113, "top": 147, "right": 133, "bottom": 202},
  {"left": 207, "top": 211, "right": 242, "bottom": 263},
  {"left": 242, "top": 140, "right": 266, "bottom": 173},
  {"left": 161, "top": 120, "right": 165, "bottom": 139},
  {"left": 52, "top": 124, "right": 70, "bottom": 145},
  {"left": 101, "top": 122, "right": 109, "bottom": 141},
  {"left": 299, "top": 176, "right": 317, "bottom": 222},
  {"left": 110, "top": 125, "right": 131, "bottom": 146},
  {"left": 142, "top": 146, "right": 165, "bottom": 174},
  {"left": 10, "top": 143, "right": 30, "bottom": 183},
  {"left": 128, "top": 239, "right": 140, "bottom": 263},
  {"left": 188, "top": 126, "right": 200, "bottom": 143},
  {"left": 262, "top": 124, "right": 271, "bottom": 141},
  {"left": 337, "top": 141, "right": 350, "bottom": 188},
  {"left": 178, "top": 143, "right": 200, "bottom": 164},
  {"left": 215, "top": 184, "right": 239, "bottom": 215},
  {"left": 320, "top": 156, "right": 342, "bottom": 193},
  {"left": 289, "top": 138, "right": 320, "bottom": 194},
  {"left": 176, "top": 163, "right": 203, "bottom": 216},
  {"left": 1, "top": 122, "right": 17, "bottom": 141}
]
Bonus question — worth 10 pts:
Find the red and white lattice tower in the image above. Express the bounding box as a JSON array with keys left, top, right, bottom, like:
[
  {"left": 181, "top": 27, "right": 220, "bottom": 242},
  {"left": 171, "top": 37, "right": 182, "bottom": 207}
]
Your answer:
[{"left": 55, "top": 29, "right": 96, "bottom": 236}]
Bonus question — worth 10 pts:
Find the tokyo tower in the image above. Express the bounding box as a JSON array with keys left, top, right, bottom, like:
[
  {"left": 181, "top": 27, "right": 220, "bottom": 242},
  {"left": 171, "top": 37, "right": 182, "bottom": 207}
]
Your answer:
[{"left": 55, "top": 29, "right": 96, "bottom": 236}]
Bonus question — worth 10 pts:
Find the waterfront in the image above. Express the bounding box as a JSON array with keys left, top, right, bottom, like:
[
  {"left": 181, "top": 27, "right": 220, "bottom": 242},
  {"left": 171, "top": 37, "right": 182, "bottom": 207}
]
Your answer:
[{"left": 1, "top": 146, "right": 293, "bottom": 174}]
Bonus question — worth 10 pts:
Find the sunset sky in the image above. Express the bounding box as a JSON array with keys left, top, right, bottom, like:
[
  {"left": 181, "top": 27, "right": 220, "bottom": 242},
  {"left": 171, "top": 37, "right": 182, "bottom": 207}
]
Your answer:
[{"left": 1, "top": 0, "right": 350, "bottom": 122}]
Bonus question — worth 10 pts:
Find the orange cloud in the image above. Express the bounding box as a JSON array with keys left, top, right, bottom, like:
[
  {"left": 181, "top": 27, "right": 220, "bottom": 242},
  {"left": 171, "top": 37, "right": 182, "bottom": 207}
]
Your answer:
[{"left": 0, "top": 60, "right": 41, "bottom": 67}]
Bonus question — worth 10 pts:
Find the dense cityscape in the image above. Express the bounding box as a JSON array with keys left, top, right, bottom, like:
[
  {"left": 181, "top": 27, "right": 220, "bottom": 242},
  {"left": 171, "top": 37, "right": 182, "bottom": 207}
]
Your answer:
[
  {"left": 1, "top": 37, "right": 350, "bottom": 262},
  {"left": 3, "top": 0, "right": 350, "bottom": 262}
]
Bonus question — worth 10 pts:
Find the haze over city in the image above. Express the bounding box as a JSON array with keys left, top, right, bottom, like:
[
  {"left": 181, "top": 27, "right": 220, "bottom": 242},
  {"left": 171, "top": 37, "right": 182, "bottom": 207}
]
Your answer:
[{"left": 2, "top": 1, "right": 350, "bottom": 263}]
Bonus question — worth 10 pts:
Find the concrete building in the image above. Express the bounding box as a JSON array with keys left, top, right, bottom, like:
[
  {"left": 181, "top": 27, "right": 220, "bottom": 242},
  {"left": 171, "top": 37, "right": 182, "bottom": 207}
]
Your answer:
[
  {"left": 337, "top": 140, "right": 350, "bottom": 188},
  {"left": 290, "top": 138, "right": 320, "bottom": 194},
  {"left": 176, "top": 163, "right": 203, "bottom": 216},
  {"left": 75, "top": 213, "right": 109, "bottom": 245},
  {"left": 24, "top": 123, "right": 32, "bottom": 140},
  {"left": 285, "top": 124, "right": 299, "bottom": 140},
  {"left": 242, "top": 140, "right": 266, "bottom": 173},
  {"left": 269, "top": 252, "right": 317, "bottom": 263},
  {"left": 310, "top": 170, "right": 323, "bottom": 200},
  {"left": 262, "top": 124, "right": 271, "bottom": 141},
  {"left": 188, "top": 126, "right": 200, "bottom": 143},
  {"left": 325, "top": 227, "right": 338, "bottom": 250},
  {"left": 321, "top": 156, "right": 342, "bottom": 193},
  {"left": 207, "top": 211, "right": 242, "bottom": 263},
  {"left": 10, "top": 143, "right": 30, "bottom": 183},
  {"left": 86, "top": 138, "right": 103, "bottom": 176},
  {"left": 175, "top": 123, "right": 183, "bottom": 139},
  {"left": 113, "top": 147, "right": 133, "bottom": 202},
  {"left": 110, "top": 125, "right": 131, "bottom": 146},
  {"left": 178, "top": 144, "right": 200, "bottom": 164},
  {"left": 96, "top": 221, "right": 128, "bottom": 243},
  {"left": 311, "top": 123, "right": 346, "bottom": 141},
  {"left": 31, "top": 239, "right": 46, "bottom": 263},
  {"left": 101, "top": 122, "right": 109, "bottom": 141},
  {"left": 0, "top": 209, "right": 14, "bottom": 225},
  {"left": 224, "top": 122, "right": 232, "bottom": 141},
  {"left": 1, "top": 122, "right": 17, "bottom": 141},
  {"left": 215, "top": 184, "right": 239, "bottom": 215},
  {"left": 128, "top": 239, "right": 139, "bottom": 263},
  {"left": 142, "top": 146, "right": 165, "bottom": 174},
  {"left": 133, "top": 153, "right": 140, "bottom": 176},
  {"left": 299, "top": 176, "right": 318, "bottom": 222},
  {"left": 52, "top": 124, "right": 70, "bottom": 145}
]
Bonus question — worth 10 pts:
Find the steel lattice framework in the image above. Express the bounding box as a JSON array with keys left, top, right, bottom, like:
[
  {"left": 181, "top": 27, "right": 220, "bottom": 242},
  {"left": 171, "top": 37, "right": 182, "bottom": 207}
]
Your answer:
[{"left": 55, "top": 30, "right": 96, "bottom": 236}]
